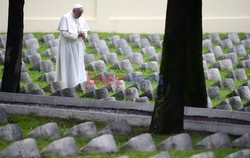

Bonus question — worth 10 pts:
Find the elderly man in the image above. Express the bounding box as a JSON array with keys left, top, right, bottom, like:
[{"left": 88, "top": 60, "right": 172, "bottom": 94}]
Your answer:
[{"left": 56, "top": 4, "right": 89, "bottom": 88}]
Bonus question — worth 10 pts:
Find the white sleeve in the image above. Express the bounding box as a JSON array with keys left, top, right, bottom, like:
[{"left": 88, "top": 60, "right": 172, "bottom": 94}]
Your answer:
[
  {"left": 60, "top": 30, "right": 78, "bottom": 41},
  {"left": 84, "top": 32, "right": 88, "bottom": 39}
]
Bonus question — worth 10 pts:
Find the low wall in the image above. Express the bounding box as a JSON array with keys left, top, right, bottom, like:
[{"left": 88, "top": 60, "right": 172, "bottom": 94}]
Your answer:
[{"left": 0, "top": 0, "right": 250, "bottom": 33}]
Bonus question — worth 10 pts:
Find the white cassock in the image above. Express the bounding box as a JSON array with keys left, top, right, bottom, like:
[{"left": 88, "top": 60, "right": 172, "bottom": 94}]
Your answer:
[{"left": 56, "top": 11, "right": 89, "bottom": 88}]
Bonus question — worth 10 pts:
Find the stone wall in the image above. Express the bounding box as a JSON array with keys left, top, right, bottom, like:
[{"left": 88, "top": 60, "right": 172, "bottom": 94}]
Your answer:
[{"left": 0, "top": 0, "right": 250, "bottom": 33}]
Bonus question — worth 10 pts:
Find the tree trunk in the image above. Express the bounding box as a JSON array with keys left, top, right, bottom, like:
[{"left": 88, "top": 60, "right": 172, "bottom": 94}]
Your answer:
[
  {"left": 150, "top": 0, "right": 206, "bottom": 134},
  {"left": 1, "top": 0, "right": 25, "bottom": 93},
  {"left": 184, "top": 0, "right": 207, "bottom": 108}
]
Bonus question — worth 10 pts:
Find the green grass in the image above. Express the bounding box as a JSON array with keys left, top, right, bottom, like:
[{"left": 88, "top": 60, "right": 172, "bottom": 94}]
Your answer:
[
  {"left": 0, "top": 114, "right": 244, "bottom": 158},
  {"left": 0, "top": 32, "right": 250, "bottom": 107}
]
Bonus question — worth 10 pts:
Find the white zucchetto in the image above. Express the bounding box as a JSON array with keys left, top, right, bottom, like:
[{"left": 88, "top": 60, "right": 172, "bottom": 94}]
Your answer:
[{"left": 73, "top": 4, "right": 83, "bottom": 9}]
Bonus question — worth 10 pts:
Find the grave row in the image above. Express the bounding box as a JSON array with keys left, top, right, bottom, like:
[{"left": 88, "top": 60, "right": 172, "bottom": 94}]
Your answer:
[
  {"left": 0, "top": 108, "right": 249, "bottom": 158},
  {"left": 0, "top": 33, "right": 249, "bottom": 111}
]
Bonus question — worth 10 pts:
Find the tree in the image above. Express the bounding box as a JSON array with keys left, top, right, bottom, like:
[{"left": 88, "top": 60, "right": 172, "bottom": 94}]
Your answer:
[
  {"left": 1, "top": 0, "right": 25, "bottom": 93},
  {"left": 150, "top": 0, "right": 207, "bottom": 134}
]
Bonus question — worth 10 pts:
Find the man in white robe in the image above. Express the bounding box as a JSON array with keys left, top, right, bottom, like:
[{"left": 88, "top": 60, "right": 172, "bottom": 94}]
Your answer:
[{"left": 56, "top": 4, "right": 89, "bottom": 88}]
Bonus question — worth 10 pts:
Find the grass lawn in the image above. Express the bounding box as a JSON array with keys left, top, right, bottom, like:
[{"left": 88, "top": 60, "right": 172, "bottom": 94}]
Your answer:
[
  {"left": 0, "top": 114, "right": 244, "bottom": 158},
  {"left": 1, "top": 32, "right": 250, "bottom": 107}
]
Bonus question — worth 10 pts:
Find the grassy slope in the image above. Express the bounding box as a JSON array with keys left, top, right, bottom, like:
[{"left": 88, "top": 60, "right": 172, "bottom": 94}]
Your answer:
[
  {"left": 0, "top": 32, "right": 249, "bottom": 157},
  {"left": 0, "top": 32, "right": 249, "bottom": 106},
  {"left": 0, "top": 114, "right": 243, "bottom": 158}
]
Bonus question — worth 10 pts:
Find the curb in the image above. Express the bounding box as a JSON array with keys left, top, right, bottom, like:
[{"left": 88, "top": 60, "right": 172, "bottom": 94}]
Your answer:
[
  {"left": 0, "top": 92, "right": 249, "bottom": 122},
  {"left": 0, "top": 103, "right": 250, "bottom": 135}
]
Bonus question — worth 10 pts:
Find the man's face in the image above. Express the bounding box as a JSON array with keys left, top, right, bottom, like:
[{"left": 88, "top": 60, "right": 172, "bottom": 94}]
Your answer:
[{"left": 73, "top": 8, "right": 84, "bottom": 18}]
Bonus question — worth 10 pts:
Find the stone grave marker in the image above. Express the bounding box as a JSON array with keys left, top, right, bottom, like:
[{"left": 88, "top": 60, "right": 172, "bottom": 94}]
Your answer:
[
  {"left": 234, "top": 44, "right": 246, "bottom": 56},
  {"left": 212, "top": 59, "right": 233, "bottom": 70},
  {"left": 203, "top": 60, "right": 208, "bottom": 70},
  {"left": 0, "top": 54, "right": 5, "bottom": 65},
  {"left": 158, "top": 133, "right": 193, "bottom": 150},
  {"left": 106, "top": 35, "right": 120, "bottom": 42},
  {"left": 220, "top": 39, "right": 234, "bottom": 49},
  {"left": 207, "top": 86, "right": 221, "bottom": 100},
  {"left": 148, "top": 53, "right": 162, "bottom": 62},
  {"left": 241, "top": 39, "right": 250, "bottom": 48},
  {"left": 95, "top": 88, "right": 109, "bottom": 99},
  {"left": 125, "top": 34, "right": 140, "bottom": 43},
  {"left": 203, "top": 53, "right": 216, "bottom": 64},
  {"left": 232, "top": 133, "right": 250, "bottom": 148},
  {"left": 203, "top": 39, "right": 213, "bottom": 48},
  {"left": 21, "top": 83, "right": 40, "bottom": 94},
  {"left": 147, "top": 34, "right": 161, "bottom": 45},
  {"left": 237, "top": 59, "right": 250, "bottom": 68},
  {"left": 22, "top": 48, "right": 38, "bottom": 58},
  {"left": 215, "top": 101, "right": 232, "bottom": 111},
  {"left": 204, "top": 68, "right": 222, "bottom": 81},
  {"left": 190, "top": 152, "right": 215, "bottom": 158},
  {"left": 92, "top": 46, "right": 110, "bottom": 54},
  {"left": 25, "top": 38, "right": 40, "bottom": 49},
  {"left": 39, "top": 34, "right": 55, "bottom": 42},
  {"left": 28, "top": 122, "right": 61, "bottom": 140},
  {"left": 221, "top": 78, "right": 236, "bottom": 90},
  {"left": 43, "top": 47, "right": 58, "bottom": 56},
  {"left": 101, "top": 53, "right": 118, "bottom": 64},
  {"left": 125, "top": 53, "right": 144, "bottom": 64},
  {"left": 38, "top": 71, "right": 56, "bottom": 83},
  {"left": 217, "top": 53, "right": 238, "bottom": 64},
  {"left": 211, "top": 45, "right": 224, "bottom": 56},
  {"left": 227, "top": 96, "right": 243, "bottom": 110},
  {"left": 23, "top": 53, "right": 42, "bottom": 64},
  {"left": 52, "top": 88, "right": 76, "bottom": 97},
  {"left": 77, "top": 81, "right": 96, "bottom": 93},
  {"left": 121, "top": 133, "right": 156, "bottom": 152},
  {"left": 20, "top": 72, "right": 31, "bottom": 83},
  {"left": 237, "top": 86, "right": 250, "bottom": 100},
  {"left": 21, "top": 61, "right": 26, "bottom": 72},
  {"left": 125, "top": 87, "right": 139, "bottom": 101},
  {"left": 209, "top": 33, "right": 220, "bottom": 42},
  {"left": 87, "top": 33, "right": 99, "bottom": 43},
  {"left": 155, "top": 40, "right": 163, "bottom": 48},
  {"left": 228, "top": 33, "right": 240, "bottom": 44},
  {"left": 84, "top": 54, "right": 95, "bottom": 65},
  {"left": 141, "top": 46, "right": 156, "bottom": 55},
  {"left": 195, "top": 132, "right": 231, "bottom": 149},
  {"left": 115, "top": 46, "right": 133, "bottom": 56},
  {"left": 43, "top": 81, "right": 66, "bottom": 93},
  {"left": 41, "top": 137, "right": 78, "bottom": 157},
  {"left": 111, "top": 59, "right": 134, "bottom": 73},
  {"left": 225, "top": 149, "right": 250, "bottom": 158},
  {"left": 226, "top": 69, "right": 247, "bottom": 80},
  {"left": 0, "top": 34, "right": 7, "bottom": 48},
  {"left": 0, "top": 138, "right": 40, "bottom": 158},
  {"left": 135, "top": 97, "right": 150, "bottom": 103},
  {"left": 99, "top": 119, "right": 131, "bottom": 135},
  {"left": 64, "top": 122, "right": 97, "bottom": 138},
  {"left": 112, "top": 39, "right": 128, "bottom": 48},
  {"left": 86, "top": 60, "right": 107, "bottom": 73},
  {"left": 0, "top": 108, "right": 7, "bottom": 123},
  {"left": 23, "top": 33, "right": 34, "bottom": 41},
  {"left": 45, "top": 39, "right": 59, "bottom": 48},
  {"left": 80, "top": 134, "right": 118, "bottom": 154},
  {"left": 29, "top": 60, "right": 54, "bottom": 72},
  {"left": 134, "top": 38, "right": 151, "bottom": 48},
  {"left": 0, "top": 124, "right": 22, "bottom": 141},
  {"left": 40, "top": 60, "right": 54, "bottom": 72},
  {"left": 91, "top": 40, "right": 107, "bottom": 49}
]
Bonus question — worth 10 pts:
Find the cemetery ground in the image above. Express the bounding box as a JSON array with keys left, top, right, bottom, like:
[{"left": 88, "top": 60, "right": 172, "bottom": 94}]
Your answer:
[
  {"left": 0, "top": 32, "right": 250, "bottom": 157},
  {"left": 0, "top": 32, "right": 250, "bottom": 107},
  {"left": 0, "top": 113, "right": 244, "bottom": 158}
]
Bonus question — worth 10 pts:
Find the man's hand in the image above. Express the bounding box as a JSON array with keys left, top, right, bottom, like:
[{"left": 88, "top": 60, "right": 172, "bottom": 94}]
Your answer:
[{"left": 78, "top": 32, "right": 85, "bottom": 38}]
